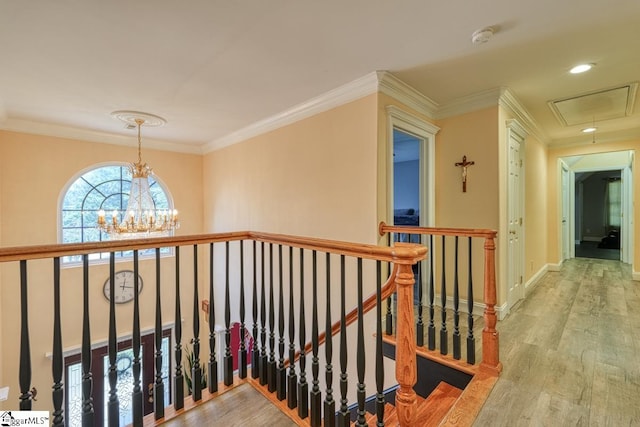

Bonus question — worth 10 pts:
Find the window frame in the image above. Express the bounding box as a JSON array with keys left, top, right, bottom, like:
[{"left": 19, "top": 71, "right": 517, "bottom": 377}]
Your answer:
[{"left": 58, "top": 162, "right": 176, "bottom": 265}]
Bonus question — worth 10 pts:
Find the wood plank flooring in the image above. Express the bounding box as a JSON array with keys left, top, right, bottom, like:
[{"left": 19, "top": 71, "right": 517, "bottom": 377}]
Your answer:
[
  {"left": 161, "top": 383, "right": 297, "bottom": 427},
  {"left": 474, "top": 258, "right": 640, "bottom": 426}
]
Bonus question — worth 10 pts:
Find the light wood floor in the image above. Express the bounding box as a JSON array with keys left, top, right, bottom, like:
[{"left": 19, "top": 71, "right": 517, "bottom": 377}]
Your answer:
[
  {"left": 474, "top": 258, "right": 640, "bottom": 426},
  {"left": 161, "top": 383, "right": 297, "bottom": 427}
]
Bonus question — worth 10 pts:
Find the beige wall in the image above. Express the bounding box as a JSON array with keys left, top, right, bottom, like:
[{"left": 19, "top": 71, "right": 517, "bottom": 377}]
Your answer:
[
  {"left": 523, "top": 133, "right": 548, "bottom": 284},
  {"left": 435, "top": 107, "right": 499, "bottom": 230},
  {"left": 547, "top": 140, "right": 640, "bottom": 272},
  {"left": 435, "top": 107, "right": 501, "bottom": 304},
  {"left": 0, "top": 130, "right": 204, "bottom": 410},
  {"left": 203, "top": 94, "right": 379, "bottom": 244}
]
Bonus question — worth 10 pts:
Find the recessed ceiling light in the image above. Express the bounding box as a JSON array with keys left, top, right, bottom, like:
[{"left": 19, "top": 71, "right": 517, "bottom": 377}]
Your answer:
[
  {"left": 582, "top": 127, "right": 597, "bottom": 133},
  {"left": 570, "top": 63, "right": 594, "bottom": 74}
]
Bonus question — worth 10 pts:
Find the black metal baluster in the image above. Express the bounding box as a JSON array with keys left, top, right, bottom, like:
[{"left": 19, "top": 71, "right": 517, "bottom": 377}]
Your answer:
[
  {"left": 428, "top": 234, "right": 436, "bottom": 350},
  {"left": 385, "top": 233, "right": 393, "bottom": 336},
  {"left": 82, "top": 254, "right": 95, "bottom": 425},
  {"left": 191, "top": 245, "right": 202, "bottom": 401},
  {"left": 375, "top": 261, "right": 385, "bottom": 427},
  {"left": 107, "top": 253, "right": 119, "bottom": 426},
  {"left": 337, "top": 255, "right": 349, "bottom": 427},
  {"left": 209, "top": 243, "right": 219, "bottom": 393},
  {"left": 356, "top": 258, "right": 366, "bottom": 427},
  {"left": 287, "top": 246, "right": 298, "bottom": 409},
  {"left": 52, "top": 257, "right": 64, "bottom": 427},
  {"left": 310, "top": 251, "right": 321, "bottom": 427},
  {"left": 174, "top": 246, "right": 185, "bottom": 410},
  {"left": 417, "top": 234, "right": 424, "bottom": 347},
  {"left": 298, "top": 248, "right": 308, "bottom": 419},
  {"left": 467, "top": 237, "right": 476, "bottom": 364},
  {"left": 239, "top": 240, "right": 248, "bottom": 379},
  {"left": 252, "top": 241, "right": 260, "bottom": 379},
  {"left": 268, "top": 243, "right": 277, "bottom": 392},
  {"left": 18, "top": 260, "right": 32, "bottom": 411},
  {"left": 440, "top": 236, "right": 448, "bottom": 355},
  {"left": 154, "top": 248, "right": 165, "bottom": 419},
  {"left": 132, "top": 251, "right": 143, "bottom": 426},
  {"left": 260, "top": 241, "right": 268, "bottom": 386},
  {"left": 324, "top": 253, "right": 335, "bottom": 427},
  {"left": 453, "top": 237, "right": 461, "bottom": 360},
  {"left": 224, "top": 242, "right": 234, "bottom": 386},
  {"left": 277, "top": 245, "right": 286, "bottom": 401}
]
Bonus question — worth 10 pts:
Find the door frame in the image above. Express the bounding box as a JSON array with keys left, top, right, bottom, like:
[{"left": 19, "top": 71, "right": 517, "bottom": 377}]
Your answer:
[
  {"left": 386, "top": 105, "right": 439, "bottom": 228},
  {"left": 560, "top": 161, "right": 575, "bottom": 261},
  {"left": 559, "top": 150, "right": 634, "bottom": 265}
]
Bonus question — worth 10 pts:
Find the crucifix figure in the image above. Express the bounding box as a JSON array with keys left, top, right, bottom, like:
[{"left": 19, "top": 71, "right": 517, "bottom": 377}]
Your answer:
[{"left": 455, "top": 155, "right": 475, "bottom": 192}]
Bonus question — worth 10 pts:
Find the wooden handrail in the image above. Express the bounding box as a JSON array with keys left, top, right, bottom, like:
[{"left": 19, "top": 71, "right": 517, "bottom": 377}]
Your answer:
[
  {"left": 379, "top": 221, "right": 502, "bottom": 375},
  {"left": 379, "top": 221, "right": 497, "bottom": 239},
  {"left": 0, "top": 231, "right": 426, "bottom": 264},
  {"left": 284, "top": 263, "right": 399, "bottom": 366},
  {"left": 201, "top": 263, "right": 401, "bottom": 367},
  {"left": 4, "top": 230, "right": 427, "bottom": 427}
]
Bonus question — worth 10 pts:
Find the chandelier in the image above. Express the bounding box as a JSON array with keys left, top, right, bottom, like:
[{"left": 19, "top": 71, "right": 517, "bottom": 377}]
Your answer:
[{"left": 97, "top": 112, "right": 179, "bottom": 239}]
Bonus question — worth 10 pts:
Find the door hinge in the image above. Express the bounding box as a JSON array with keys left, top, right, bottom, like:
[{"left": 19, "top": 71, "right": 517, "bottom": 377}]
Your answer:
[
  {"left": 519, "top": 159, "right": 523, "bottom": 167},
  {"left": 519, "top": 217, "right": 523, "bottom": 226},
  {"left": 520, "top": 275, "right": 523, "bottom": 284}
]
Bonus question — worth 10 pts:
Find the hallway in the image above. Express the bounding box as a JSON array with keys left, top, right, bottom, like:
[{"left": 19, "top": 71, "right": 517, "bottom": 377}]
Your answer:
[{"left": 474, "top": 258, "right": 640, "bottom": 425}]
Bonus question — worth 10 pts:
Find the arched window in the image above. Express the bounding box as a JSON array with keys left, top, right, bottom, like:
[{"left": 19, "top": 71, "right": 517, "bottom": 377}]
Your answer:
[{"left": 60, "top": 163, "right": 174, "bottom": 262}]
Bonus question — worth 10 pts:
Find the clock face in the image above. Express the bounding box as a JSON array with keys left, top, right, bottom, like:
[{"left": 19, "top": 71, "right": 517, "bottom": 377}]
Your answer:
[{"left": 103, "top": 270, "right": 143, "bottom": 304}]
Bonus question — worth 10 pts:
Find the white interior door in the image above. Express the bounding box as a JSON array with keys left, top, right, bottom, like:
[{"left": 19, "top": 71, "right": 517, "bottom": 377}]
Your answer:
[{"left": 507, "top": 125, "right": 525, "bottom": 310}]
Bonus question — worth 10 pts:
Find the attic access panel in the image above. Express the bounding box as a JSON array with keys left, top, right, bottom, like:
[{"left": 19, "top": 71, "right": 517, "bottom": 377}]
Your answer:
[{"left": 548, "top": 83, "right": 638, "bottom": 127}]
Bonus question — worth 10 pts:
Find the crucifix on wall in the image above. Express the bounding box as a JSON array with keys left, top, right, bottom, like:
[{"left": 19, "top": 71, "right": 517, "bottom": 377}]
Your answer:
[{"left": 455, "top": 155, "right": 475, "bottom": 192}]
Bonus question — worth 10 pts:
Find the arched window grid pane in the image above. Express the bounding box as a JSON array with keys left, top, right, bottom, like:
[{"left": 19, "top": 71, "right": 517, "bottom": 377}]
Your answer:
[{"left": 60, "top": 163, "right": 175, "bottom": 264}]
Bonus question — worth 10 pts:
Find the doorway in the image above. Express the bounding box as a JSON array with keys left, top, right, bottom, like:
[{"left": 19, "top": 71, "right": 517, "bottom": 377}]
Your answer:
[
  {"left": 574, "top": 170, "right": 622, "bottom": 260},
  {"left": 64, "top": 329, "right": 172, "bottom": 427},
  {"left": 559, "top": 150, "right": 634, "bottom": 264},
  {"left": 387, "top": 107, "right": 437, "bottom": 228}
]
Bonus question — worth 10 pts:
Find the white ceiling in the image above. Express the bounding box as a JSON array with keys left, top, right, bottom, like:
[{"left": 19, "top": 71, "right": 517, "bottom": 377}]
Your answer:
[{"left": 1, "top": 1, "right": 639, "bottom": 151}]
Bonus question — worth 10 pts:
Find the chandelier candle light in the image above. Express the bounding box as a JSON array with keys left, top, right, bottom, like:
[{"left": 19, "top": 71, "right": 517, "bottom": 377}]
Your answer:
[{"left": 97, "top": 112, "right": 179, "bottom": 239}]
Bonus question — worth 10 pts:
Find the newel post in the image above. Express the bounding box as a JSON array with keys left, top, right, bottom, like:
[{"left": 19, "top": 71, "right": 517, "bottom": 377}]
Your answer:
[
  {"left": 394, "top": 261, "right": 417, "bottom": 426},
  {"left": 480, "top": 234, "right": 502, "bottom": 373}
]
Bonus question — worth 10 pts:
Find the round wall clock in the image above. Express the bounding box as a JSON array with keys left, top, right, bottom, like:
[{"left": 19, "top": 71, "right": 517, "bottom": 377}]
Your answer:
[{"left": 103, "top": 270, "right": 143, "bottom": 304}]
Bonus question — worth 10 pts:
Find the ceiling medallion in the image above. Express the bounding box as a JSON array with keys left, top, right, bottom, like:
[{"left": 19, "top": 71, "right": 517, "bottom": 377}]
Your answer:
[{"left": 97, "top": 111, "right": 179, "bottom": 240}]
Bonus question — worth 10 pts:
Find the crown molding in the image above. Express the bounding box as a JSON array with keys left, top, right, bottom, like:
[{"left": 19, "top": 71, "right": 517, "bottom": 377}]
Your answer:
[
  {"left": 498, "top": 88, "right": 548, "bottom": 143},
  {"left": 435, "top": 87, "right": 503, "bottom": 119},
  {"left": 204, "top": 71, "right": 442, "bottom": 153},
  {"left": 204, "top": 71, "right": 382, "bottom": 153},
  {"left": 377, "top": 71, "right": 439, "bottom": 119},
  {"left": 0, "top": 118, "right": 203, "bottom": 154}
]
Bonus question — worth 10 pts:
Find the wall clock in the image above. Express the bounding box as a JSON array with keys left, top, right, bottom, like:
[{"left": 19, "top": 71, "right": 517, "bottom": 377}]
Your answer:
[{"left": 103, "top": 270, "right": 143, "bottom": 304}]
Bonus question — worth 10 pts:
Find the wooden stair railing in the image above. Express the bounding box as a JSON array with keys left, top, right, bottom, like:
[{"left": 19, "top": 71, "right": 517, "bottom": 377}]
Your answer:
[
  {"left": 378, "top": 222, "right": 501, "bottom": 374},
  {"left": 0, "top": 231, "right": 426, "bottom": 427}
]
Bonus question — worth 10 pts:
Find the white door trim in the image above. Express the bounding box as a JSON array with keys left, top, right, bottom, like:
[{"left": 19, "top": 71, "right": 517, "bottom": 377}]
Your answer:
[{"left": 386, "top": 105, "right": 439, "bottom": 227}]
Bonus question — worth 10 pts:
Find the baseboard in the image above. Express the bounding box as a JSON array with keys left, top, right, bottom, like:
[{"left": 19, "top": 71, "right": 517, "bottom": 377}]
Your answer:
[
  {"left": 583, "top": 236, "right": 603, "bottom": 242},
  {"left": 432, "top": 295, "right": 509, "bottom": 321},
  {"left": 432, "top": 294, "right": 485, "bottom": 316},
  {"left": 524, "top": 265, "right": 548, "bottom": 296},
  {"left": 547, "top": 262, "right": 562, "bottom": 272},
  {"left": 495, "top": 302, "right": 508, "bottom": 320}
]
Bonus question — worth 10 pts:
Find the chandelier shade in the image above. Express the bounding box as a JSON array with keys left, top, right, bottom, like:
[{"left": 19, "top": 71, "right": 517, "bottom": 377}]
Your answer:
[{"left": 97, "top": 112, "right": 179, "bottom": 239}]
